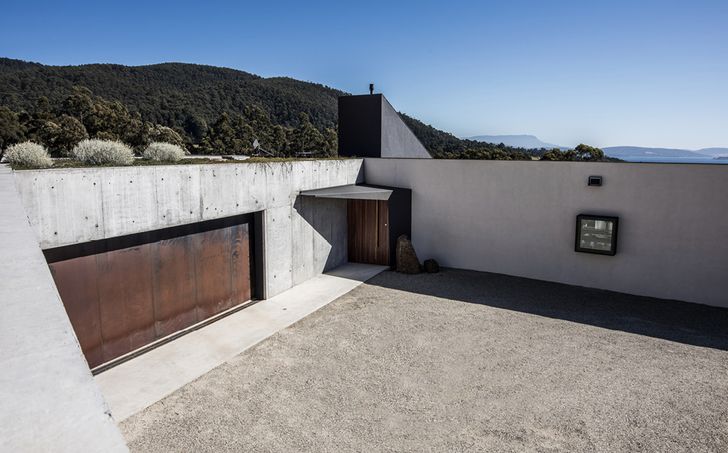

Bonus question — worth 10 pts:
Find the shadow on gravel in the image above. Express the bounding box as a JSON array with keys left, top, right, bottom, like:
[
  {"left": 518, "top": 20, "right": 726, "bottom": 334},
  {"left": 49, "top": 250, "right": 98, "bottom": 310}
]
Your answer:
[{"left": 366, "top": 268, "right": 728, "bottom": 351}]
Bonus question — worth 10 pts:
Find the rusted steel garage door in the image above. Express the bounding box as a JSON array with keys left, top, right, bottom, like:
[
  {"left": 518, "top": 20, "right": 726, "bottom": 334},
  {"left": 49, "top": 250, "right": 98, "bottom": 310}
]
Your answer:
[
  {"left": 347, "top": 199, "right": 389, "bottom": 265},
  {"left": 48, "top": 222, "right": 252, "bottom": 368}
]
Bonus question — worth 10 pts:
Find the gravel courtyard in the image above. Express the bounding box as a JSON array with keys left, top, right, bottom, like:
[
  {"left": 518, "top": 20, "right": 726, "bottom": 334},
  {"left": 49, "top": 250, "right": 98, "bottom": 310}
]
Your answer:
[{"left": 121, "top": 269, "right": 728, "bottom": 452}]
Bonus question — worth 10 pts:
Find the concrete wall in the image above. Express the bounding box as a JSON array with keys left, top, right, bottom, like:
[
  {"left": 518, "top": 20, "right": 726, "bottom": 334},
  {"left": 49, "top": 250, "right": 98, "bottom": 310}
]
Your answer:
[
  {"left": 292, "top": 196, "right": 348, "bottom": 285},
  {"left": 15, "top": 159, "right": 363, "bottom": 298},
  {"left": 364, "top": 158, "right": 728, "bottom": 308},
  {"left": 380, "top": 97, "right": 431, "bottom": 158},
  {"left": 0, "top": 166, "right": 127, "bottom": 452}
]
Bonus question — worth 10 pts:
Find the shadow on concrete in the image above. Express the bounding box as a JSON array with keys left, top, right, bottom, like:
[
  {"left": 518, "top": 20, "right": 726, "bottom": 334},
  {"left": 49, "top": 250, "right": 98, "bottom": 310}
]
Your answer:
[
  {"left": 293, "top": 195, "right": 348, "bottom": 272},
  {"left": 365, "top": 268, "right": 728, "bottom": 351},
  {"left": 325, "top": 262, "right": 389, "bottom": 283}
]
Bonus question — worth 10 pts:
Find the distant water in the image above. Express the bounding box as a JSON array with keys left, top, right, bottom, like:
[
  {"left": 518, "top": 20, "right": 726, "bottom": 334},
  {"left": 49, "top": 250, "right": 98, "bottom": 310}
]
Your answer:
[{"left": 616, "top": 156, "right": 728, "bottom": 164}]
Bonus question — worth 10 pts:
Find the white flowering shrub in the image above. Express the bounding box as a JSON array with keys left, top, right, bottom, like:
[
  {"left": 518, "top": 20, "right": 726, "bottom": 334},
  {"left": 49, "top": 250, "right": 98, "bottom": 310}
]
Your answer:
[
  {"left": 71, "top": 139, "right": 135, "bottom": 166},
  {"left": 3, "top": 141, "right": 53, "bottom": 168},
  {"left": 142, "top": 142, "right": 185, "bottom": 162}
]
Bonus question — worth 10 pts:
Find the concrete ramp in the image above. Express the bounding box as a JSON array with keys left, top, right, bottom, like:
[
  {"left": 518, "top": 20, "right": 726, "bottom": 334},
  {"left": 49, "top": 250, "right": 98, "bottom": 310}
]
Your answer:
[
  {"left": 96, "top": 263, "right": 387, "bottom": 422},
  {"left": 0, "top": 166, "right": 127, "bottom": 452}
]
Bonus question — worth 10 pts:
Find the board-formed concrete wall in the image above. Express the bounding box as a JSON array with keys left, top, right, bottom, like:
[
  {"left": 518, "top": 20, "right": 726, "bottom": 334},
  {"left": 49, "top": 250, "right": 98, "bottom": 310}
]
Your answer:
[
  {"left": 15, "top": 159, "right": 363, "bottom": 298},
  {"left": 364, "top": 158, "right": 728, "bottom": 308}
]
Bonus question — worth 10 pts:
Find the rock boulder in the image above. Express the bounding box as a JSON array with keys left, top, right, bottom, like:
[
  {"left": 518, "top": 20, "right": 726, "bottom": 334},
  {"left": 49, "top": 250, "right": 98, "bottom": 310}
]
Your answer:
[
  {"left": 396, "top": 235, "right": 421, "bottom": 274},
  {"left": 423, "top": 259, "right": 440, "bottom": 273}
]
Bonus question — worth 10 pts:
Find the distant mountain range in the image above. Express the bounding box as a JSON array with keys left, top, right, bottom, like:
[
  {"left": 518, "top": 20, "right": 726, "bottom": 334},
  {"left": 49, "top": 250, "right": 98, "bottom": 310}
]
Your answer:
[
  {"left": 691, "top": 147, "right": 728, "bottom": 157},
  {"left": 602, "top": 146, "right": 726, "bottom": 159},
  {"left": 469, "top": 134, "right": 728, "bottom": 159},
  {"left": 468, "top": 135, "right": 567, "bottom": 150}
]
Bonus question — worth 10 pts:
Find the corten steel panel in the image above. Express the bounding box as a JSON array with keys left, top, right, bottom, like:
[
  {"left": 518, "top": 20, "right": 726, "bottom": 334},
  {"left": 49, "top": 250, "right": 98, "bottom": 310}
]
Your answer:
[
  {"left": 193, "top": 227, "right": 234, "bottom": 320},
  {"left": 152, "top": 236, "right": 198, "bottom": 338},
  {"left": 231, "top": 224, "right": 252, "bottom": 304},
  {"left": 96, "top": 245, "right": 156, "bottom": 364},
  {"left": 48, "top": 219, "right": 254, "bottom": 368},
  {"left": 49, "top": 255, "right": 104, "bottom": 367},
  {"left": 348, "top": 200, "right": 390, "bottom": 266}
]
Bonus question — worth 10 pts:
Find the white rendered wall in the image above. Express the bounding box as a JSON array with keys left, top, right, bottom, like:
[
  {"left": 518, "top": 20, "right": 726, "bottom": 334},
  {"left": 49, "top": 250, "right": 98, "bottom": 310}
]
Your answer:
[
  {"left": 15, "top": 159, "right": 363, "bottom": 298},
  {"left": 364, "top": 158, "right": 728, "bottom": 308}
]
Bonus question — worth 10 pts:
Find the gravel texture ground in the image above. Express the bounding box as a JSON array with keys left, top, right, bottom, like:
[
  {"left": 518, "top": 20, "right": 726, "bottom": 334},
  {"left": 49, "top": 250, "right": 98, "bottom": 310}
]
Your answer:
[{"left": 121, "top": 269, "right": 728, "bottom": 452}]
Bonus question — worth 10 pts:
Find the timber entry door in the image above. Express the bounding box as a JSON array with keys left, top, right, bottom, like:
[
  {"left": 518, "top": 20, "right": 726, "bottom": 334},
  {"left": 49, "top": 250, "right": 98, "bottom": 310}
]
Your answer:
[
  {"left": 47, "top": 219, "right": 253, "bottom": 369},
  {"left": 347, "top": 199, "right": 389, "bottom": 265}
]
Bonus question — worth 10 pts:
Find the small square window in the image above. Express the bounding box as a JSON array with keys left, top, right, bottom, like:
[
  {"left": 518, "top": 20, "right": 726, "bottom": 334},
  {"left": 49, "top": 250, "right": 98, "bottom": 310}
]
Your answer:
[{"left": 575, "top": 215, "right": 618, "bottom": 255}]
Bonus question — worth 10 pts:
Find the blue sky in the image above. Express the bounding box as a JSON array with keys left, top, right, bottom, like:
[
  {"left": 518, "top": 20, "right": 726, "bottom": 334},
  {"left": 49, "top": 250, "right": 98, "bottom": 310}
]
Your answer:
[{"left": 2, "top": 0, "right": 727, "bottom": 149}]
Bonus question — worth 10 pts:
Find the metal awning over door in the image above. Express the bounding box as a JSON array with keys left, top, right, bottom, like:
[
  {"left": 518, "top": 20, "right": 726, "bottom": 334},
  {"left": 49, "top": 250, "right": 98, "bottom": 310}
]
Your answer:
[{"left": 299, "top": 184, "right": 392, "bottom": 201}]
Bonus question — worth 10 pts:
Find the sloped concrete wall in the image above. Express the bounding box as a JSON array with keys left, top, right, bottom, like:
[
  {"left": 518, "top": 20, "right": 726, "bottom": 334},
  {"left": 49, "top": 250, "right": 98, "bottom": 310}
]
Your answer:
[
  {"left": 15, "top": 159, "right": 363, "bottom": 298},
  {"left": 365, "top": 158, "right": 728, "bottom": 308},
  {"left": 381, "top": 97, "right": 431, "bottom": 158},
  {"left": 0, "top": 166, "right": 127, "bottom": 452}
]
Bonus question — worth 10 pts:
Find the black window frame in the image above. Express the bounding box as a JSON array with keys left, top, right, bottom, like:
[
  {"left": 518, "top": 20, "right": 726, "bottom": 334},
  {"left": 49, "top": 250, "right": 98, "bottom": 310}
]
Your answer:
[{"left": 575, "top": 214, "right": 619, "bottom": 256}]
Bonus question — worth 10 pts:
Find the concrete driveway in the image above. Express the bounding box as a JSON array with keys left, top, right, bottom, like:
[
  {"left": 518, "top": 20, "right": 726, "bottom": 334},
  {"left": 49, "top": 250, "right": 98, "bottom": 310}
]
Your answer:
[{"left": 120, "top": 269, "right": 728, "bottom": 452}]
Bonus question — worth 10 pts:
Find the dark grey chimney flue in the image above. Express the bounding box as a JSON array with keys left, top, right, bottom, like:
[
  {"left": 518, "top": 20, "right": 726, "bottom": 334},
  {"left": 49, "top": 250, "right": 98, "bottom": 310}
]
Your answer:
[{"left": 369, "top": 83, "right": 374, "bottom": 95}]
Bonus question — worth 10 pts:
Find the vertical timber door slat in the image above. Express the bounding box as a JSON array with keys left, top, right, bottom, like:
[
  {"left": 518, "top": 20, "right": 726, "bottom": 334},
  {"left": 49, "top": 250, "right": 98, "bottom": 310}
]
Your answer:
[
  {"left": 347, "top": 199, "right": 389, "bottom": 266},
  {"left": 48, "top": 220, "right": 253, "bottom": 369},
  {"left": 377, "top": 201, "right": 389, "bottom": 264}
]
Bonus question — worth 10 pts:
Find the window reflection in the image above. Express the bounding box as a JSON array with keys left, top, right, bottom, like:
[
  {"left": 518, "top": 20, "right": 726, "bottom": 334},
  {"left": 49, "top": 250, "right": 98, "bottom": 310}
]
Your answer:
[{"left": 579, "top": 218, "right": 614, "bottom": 251}]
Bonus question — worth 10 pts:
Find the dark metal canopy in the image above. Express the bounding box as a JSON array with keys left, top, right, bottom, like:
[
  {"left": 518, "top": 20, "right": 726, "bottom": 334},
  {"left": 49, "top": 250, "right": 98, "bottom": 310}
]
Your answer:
[{"left": 299, "top": 184, "right": 392, "bottom": 201}]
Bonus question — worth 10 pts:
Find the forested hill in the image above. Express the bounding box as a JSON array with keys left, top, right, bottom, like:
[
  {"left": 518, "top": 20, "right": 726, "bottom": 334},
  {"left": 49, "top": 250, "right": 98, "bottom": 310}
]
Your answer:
[
  {"left": 0, "top": 58, "right": 342, "bottom": 130},
  {"left": 0, "top": 57, "right": 542, "bottom": 159}
]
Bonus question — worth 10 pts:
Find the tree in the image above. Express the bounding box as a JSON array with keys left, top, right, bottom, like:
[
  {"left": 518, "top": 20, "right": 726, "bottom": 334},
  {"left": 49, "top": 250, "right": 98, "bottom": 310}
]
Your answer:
[
  {"left": 270, "top": 125, "right": 288, "bottom": 154},
  {"left": 184, "top": 115, "right": 207, "bottom": 142},
  {"left": 230, "top": 114, "right": 255, "bottom": 154},
  {"left": 84, "top": 99, "right": 132, "bottom": 137},
  {"left": 574, "top": 143, "right": 604, "bottom": 161},
  {"left": 37, "top": 115, "right": 89, "bottom": 156},
  {"left": 540, "top": 144, "right": 604, "bottom": 162},
  {"left": 541, "top": 148, "right": 571, "bottom": 161},
  {"left": 290, "top": 112, "right": 326, "bottom": 155},
  {"left": 205, "top": 113, "right": 241, "bottom": 154},
  {"left": 322, "top": 127, "right": 338, "bottom": 157},
  {"left": 61, "top": 87, "right": 95, "bottom": 121},
  {"left": 147, "top": 125, "right": 185, "bottom": 148},
  {"left": 0, "top": 106, "right": 25, "bottom": 150},
  {"left": 34, "top": 96, "right": 53, "bottom": 121}
]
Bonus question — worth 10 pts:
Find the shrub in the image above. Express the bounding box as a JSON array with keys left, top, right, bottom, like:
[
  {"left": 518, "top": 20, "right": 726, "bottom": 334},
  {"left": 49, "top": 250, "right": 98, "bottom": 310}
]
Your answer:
[
  {"left": 142, "top": 142, "right": 185, "bottom": 162},
  {"left": 71, "top": 139, "right": 135, "bottom": 166},
  {"left": 3, "top": 141, "right": 53, "bottom": 168}
]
